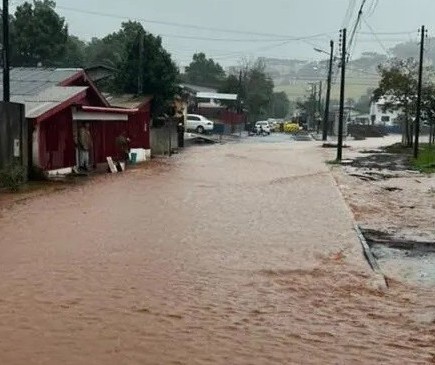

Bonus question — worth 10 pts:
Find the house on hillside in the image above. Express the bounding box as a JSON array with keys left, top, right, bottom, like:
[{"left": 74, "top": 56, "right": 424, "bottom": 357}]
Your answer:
[
  {"left": 0, "top": 68, "right": 151, "bottom": 175},
  {"left": 369, "top": 97, "right": 401, "bottom": 126}
]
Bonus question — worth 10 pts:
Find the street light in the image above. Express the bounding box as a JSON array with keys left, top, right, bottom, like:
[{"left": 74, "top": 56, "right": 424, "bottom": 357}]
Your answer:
[{"left": 314, "top": 41, "right": 334, "bottom": 141}]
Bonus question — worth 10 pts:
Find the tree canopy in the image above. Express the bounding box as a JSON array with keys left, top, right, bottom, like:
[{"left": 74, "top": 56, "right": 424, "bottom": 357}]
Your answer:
[
  {"left": 270, "top": 92, "right": 290, "bottom": 119},
  {"left": 112, "top": 22, "right": 179, "bottom": 114},
  {"left": 12, "top": 0, "right": 68, "bottom": 66},
  {"left": 220, "top": 61, "right": 275, "bottom": 122},
  {"left": 185, "top": 53, "right": 225, "bottom": 87},
  {"left": 7, "top": 2, "right": 179, "bottom": 116},
  {"left": 354, "top": 88, "right": 374, "bottom": 114},
  {"left": 373, "top": 58, "right": 435, "bottom": 146}
]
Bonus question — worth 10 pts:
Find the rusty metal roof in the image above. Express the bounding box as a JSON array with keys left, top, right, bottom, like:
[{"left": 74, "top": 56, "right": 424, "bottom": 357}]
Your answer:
[{"left": 107, "top": 94, "right": 153, "bottom": 109}]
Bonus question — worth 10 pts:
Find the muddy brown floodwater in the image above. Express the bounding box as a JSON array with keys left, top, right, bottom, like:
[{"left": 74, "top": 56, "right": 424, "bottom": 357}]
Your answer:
[{"left": 1, "top": 140, "right": 435, "bottom": 365}]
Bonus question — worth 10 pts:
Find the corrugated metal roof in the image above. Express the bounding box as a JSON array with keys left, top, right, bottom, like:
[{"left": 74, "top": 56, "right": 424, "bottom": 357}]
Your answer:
[
  {"left": 0, "top": 67, "right": 82, "bottom": 99},
  {"left": 13, "top": 86, "right": 88, "bottom": 119},
  {"left": 107, "top": 94, "right": 153, "bottom": 109}
]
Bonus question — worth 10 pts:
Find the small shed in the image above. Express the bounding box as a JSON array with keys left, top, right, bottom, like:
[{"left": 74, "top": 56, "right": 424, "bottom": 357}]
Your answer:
[{"left": 99, "top": 94, "right": 153, "bottom": 162}]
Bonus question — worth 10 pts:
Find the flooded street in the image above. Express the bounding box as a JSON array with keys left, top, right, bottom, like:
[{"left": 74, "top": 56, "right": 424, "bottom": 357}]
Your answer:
[{"left": 1, "top": 140, "right": 435, "bottom": 364}]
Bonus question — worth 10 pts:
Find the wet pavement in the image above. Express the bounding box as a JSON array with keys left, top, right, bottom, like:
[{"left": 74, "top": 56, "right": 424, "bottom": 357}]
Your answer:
[{"left": 1, "top": 139, "right": 435, "bottom": 364}]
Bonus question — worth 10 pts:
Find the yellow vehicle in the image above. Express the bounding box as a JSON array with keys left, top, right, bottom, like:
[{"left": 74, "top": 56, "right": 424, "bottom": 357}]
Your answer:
[{"left": 283, "top": 122, "right": 301, "bottom": 134}]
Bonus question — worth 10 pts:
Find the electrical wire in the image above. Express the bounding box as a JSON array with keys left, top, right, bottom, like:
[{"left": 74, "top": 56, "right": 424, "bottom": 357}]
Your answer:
[
  {"left": 56, "top": 5, "right": 336, "bottom": 41},
  {"left": 342, "top": 0, "right": 357, "bottom": 29},
  {"left": 361, "top": 17, "right": 390, "bottom": 55},
  {"left": 358, "top": 30, "right": 416, "bottom": 36},
  {"left": 347, "top": 0, "right": 370, "bottom": 60},
  {"left": 367, "top": 0, "right": 380, "bottom": 17}
]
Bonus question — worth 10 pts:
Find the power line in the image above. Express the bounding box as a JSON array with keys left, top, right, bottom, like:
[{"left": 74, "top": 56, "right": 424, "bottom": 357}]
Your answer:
[
  {"left": 367, "top": 0, "right": 380, "bottom": 17},
  {"left": 342, "top": 0, "right": 357, "bottom": 29},
  {"left": 158, "top": 33, "right": 332, "bottom": 44},
  {"left": 156, "top": 34, "right": 303, "bottom": 43},
  {"left": 357, "top": 30, "right": 416, "bottom": 36},
  {"left": 162, "top": 32, "right": 412, "bottom": 44},
  {"left": 57, "top": 5, "right": 336, "bottom": 41},
  {"left": 361, "top": 17, "right": 389, "bottom": 55},
  {"left": 347, "top": 0, "right": 370, "bottom": 59}
]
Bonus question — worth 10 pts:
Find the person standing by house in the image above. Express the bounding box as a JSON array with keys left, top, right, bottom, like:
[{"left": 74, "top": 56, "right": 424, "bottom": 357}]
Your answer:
[
  {"left": 78, "top": 122, "right": 93, "bottom": 171},
  {"left": 116, "top": 132, "right": 131, "bottom": 162}
]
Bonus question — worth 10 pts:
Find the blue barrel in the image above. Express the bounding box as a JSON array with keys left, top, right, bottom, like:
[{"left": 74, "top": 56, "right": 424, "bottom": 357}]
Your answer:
[{"left": 130, "top": 152, "right": 137, "bottom": 163}]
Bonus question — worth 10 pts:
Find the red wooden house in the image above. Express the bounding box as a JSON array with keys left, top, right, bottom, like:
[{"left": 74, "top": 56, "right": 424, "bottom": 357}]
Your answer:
[{"left": 2, "top": 68, "right": 151, "bottom": 175}]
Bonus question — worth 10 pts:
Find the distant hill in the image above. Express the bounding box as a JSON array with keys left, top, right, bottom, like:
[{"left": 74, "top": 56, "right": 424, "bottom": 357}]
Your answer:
[
  {"left": 228, "top": 38, "right": 435, "bottom": 103},
  {"left": 253, "top": 51, "right": 389, "bottom": 102}
]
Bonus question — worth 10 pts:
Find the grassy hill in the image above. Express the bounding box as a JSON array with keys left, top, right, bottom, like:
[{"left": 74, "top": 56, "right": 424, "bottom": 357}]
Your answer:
[{"left": 274, "top": 69, "right": 379, "bottom": 102}]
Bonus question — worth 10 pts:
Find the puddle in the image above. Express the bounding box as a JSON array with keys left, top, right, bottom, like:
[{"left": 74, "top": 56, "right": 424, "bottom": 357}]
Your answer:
[{"left": 370, "top": 243, "right": 435, "bottom": 285}]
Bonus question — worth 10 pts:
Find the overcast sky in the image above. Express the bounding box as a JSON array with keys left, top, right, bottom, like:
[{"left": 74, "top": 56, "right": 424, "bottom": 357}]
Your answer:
[{"left": 11, "top": 0, "right": 435, "bottom": 67}]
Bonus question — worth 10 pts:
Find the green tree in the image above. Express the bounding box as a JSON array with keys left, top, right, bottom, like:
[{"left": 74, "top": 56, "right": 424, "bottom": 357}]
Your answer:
[
  {"left": 220, "top": 61, "right": 274, "bottom": 122},
  {"left": 58, "top": 35, "right": 87, "bottom": 67},
  {"left": 12, "top": 0, "right": 68, "bottom": 66},
  {"left": 243, "top": 61, "right": 274, "bottom": 122},
  {"left": 219, "top": 74, "right": 239, "bottom": 94},
  {"left": 185, "top": 53, "right": 225, "bottom": 87},
  {"left": 373, "top": 58, "right": 422, "bottom": 146},
  {"left": 112, "top": 22, "right": 179, "bottom": 115},
  {"left": 270, "top": 92, "right": 290, "bottom": 118},
  {"left": 296, "top": 93, "right": 317, "bottom": 123},
  {"left": 354, "top": 88, "right": 374, "bottom": 114},
  {"left": 421, "top": 84, "right": 435, "bottom": 145},
  {"left": 85, "top": 37, "right": 112, "bottom": 66},
  {"left": 218, "top": 74, "right": 240, "bottom": 109},
  {"left": 85, "top": 22, "right": 145, "bottom": 68}
]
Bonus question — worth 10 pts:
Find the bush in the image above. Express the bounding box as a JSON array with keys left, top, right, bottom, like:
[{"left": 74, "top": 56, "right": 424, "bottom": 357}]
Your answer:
[{"left": 0, "top": 163, "right": 26, "bottom": 191}]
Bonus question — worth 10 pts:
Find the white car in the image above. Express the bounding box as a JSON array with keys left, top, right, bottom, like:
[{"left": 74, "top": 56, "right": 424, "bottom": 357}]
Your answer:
[
  {"left": 267, "top": 119, "right": 277, "bottom": 132},
  {"left": 254, "top": 121, "right": 271, "bottom": 135},
  {"left": 186, "top": 114, "right": 214, "bottom": 134}
]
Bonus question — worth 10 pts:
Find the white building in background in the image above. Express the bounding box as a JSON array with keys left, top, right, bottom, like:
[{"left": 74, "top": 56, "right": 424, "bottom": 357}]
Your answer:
[{"left": 369, "top": 97, "right": 401, "bottom": 126}]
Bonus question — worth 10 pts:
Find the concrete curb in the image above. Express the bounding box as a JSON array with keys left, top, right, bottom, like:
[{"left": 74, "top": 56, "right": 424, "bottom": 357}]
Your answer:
[
  {"left": 354, "top": 224, "right": 389, "bottom": 287},
  {"left": 325, "top": 159, "right": 389, "bottom": 288}
]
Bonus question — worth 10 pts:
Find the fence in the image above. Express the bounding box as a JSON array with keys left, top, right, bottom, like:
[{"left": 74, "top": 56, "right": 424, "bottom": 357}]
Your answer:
[
  {"left": 198, "top": 107, "right": 246, "bottom": 135},
  {"left": 150, "top": 118, "right": 179, "bottom": 156}
]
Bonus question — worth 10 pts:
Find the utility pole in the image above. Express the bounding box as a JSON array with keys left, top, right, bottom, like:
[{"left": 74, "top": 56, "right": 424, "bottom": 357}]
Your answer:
[
  {"left": 3, "top": 0, "right": 10, "bottom": 102},
  {"left": 318, "top": 81, "right": 322, "bottom": 115},
  {"left": 237, "top": 70, "right": 243, "bottom": 113},
  {"left": 323, "top": 40, "right": 334, "bottom": 141},
  {"left": 317, "top": 80, "right": 322, "bottom": 133},
  {"left": 414, "top": 25, "right": 426, "bottom": 159},
  {"left": 337, "top": 29, "right": 347, "bottom": 162},
  {"left": 309, "top": 82, "right": 317, "bottom": 130}
]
